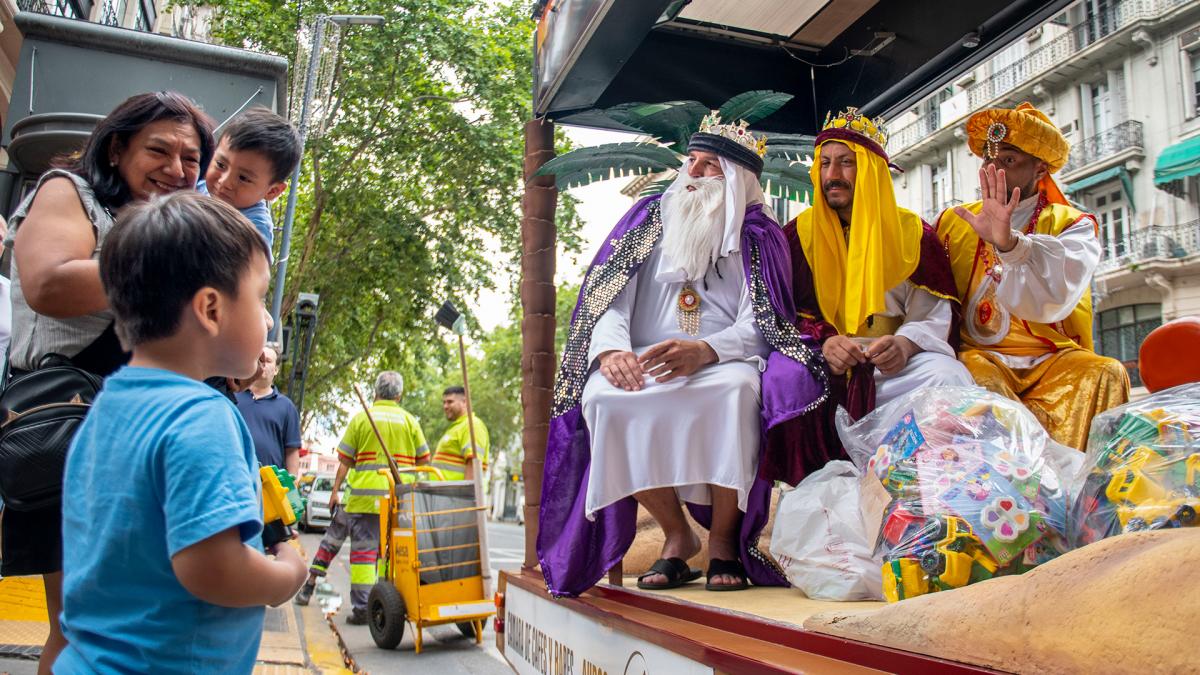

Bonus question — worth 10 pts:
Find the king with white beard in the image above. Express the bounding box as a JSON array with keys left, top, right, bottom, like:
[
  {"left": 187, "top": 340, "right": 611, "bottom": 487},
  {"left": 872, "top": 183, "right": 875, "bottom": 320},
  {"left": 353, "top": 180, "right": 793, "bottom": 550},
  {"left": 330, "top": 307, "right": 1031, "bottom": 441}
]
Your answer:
[{"left": 538, "top": 114, "right": 828, "bottom": 597}]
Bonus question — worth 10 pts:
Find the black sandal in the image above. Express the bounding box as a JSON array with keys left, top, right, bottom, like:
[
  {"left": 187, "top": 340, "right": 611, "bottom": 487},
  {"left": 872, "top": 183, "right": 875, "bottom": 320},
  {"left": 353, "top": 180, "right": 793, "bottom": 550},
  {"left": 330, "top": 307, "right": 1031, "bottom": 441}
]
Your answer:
[
  {"left": 705, "top": 558, "right": 749, "bottom": 591},
  {"left": 636, "top": 557, "right": 702, "bottom": 590}
]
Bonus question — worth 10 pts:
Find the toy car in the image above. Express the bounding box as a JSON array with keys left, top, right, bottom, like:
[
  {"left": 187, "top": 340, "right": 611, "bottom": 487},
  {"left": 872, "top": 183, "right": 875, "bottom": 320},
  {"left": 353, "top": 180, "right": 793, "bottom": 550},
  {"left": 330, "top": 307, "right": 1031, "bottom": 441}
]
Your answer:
[
  {"left": 882, "top": 558, "right": 929, "bottom": 603},
  {"left": 918, "top": 516, "right": 997, "bottom": 590},
  {"left": 882, "top": 515, "right": 1000, "bottom": 602}
]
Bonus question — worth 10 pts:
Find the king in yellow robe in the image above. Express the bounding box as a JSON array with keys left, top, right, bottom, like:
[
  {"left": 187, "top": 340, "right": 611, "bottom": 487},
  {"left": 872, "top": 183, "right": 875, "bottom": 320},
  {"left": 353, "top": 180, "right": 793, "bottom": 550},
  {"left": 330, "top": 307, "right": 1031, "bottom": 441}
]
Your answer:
[{"left": 937, "top": 103, "right": 1129, "bottom": 450}]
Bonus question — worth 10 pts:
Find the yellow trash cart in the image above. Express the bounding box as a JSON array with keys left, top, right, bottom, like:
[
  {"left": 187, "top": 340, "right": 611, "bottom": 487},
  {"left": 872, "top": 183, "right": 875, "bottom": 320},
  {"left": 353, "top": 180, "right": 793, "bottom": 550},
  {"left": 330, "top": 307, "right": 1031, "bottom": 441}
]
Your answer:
[{"left": 367, "top": 466, "right": 495, "bottom": 653}]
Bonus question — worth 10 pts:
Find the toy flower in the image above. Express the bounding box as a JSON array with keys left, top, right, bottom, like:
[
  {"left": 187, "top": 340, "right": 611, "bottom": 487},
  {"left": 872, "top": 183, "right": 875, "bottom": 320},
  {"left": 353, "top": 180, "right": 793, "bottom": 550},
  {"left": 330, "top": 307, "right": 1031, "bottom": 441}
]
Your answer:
[
  {"left": 867, "top": 444, "right": 892, "bottom": 478},
  {"left": 993, "top": 450, "right": 1034, "bottom": 481},
  {"left": 981, "top": 497, "right": 1031, "bottom": 543}
]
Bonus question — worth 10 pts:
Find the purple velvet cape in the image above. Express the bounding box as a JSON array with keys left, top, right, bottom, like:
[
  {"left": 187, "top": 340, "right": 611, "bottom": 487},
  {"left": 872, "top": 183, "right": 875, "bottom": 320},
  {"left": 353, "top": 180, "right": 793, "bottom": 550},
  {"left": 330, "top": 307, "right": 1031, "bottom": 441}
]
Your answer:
[{"left": 537, "top": 196, "right": 827, "bottom": 597}]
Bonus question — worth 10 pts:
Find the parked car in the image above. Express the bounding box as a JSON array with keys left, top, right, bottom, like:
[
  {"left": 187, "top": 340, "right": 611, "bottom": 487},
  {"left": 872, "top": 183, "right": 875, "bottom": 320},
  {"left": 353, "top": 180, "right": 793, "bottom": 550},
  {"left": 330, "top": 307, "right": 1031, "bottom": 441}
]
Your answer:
[{"left": 301, "top": 474, "right": 344, "bottom": 532}]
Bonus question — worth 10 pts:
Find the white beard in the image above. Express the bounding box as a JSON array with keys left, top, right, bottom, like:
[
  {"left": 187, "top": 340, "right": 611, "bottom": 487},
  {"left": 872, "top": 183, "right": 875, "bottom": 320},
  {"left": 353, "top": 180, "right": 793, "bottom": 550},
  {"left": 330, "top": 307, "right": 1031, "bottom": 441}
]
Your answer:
[{"left": 659, "top": 174, "right": 726, "bottom": 282}]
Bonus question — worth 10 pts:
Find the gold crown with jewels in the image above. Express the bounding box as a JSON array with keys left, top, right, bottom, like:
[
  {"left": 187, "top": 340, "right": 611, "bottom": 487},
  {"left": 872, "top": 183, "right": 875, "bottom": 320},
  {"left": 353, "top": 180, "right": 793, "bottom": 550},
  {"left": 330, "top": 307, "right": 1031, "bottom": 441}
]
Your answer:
[
  {"left": 822, "top": 107, "right": 889, "bottom": 149},
  {"left": 698, "top": 111, "right": 768, "bottom": 158}
]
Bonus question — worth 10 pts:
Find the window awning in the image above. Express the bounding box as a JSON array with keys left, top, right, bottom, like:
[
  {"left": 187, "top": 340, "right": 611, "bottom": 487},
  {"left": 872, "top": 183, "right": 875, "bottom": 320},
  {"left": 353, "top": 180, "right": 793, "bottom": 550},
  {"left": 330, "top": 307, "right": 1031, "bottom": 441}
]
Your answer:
[
  {"left": 1154, "top": 134, "right": 1200, "bottom": 196},
  {"left": 1064, "top": 165, "right": 1135, "bottom": 211}
]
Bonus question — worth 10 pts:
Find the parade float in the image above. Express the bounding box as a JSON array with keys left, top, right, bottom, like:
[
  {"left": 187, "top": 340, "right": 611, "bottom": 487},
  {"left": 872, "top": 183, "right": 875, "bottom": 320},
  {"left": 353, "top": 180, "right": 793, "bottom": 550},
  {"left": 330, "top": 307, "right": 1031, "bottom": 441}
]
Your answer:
[{"left": 499, "top": 2, "right": 1200, "bottom": 673}]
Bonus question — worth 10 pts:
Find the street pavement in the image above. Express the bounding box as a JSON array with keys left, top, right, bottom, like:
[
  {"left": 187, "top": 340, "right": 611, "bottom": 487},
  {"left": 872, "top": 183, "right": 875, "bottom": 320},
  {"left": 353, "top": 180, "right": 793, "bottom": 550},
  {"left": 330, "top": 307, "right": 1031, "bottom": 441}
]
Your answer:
[
  {"left": 0, "top": 520, "right": 527, "bottom": 674},
  {"left": 0, "top": 542, "right": 343, "bottom": 675},
  {"left": 0, "top": 655, "right": 35, "bottom": 675},
  {"left": 298, "top": 520, "right": 525, "bottom": 674}
]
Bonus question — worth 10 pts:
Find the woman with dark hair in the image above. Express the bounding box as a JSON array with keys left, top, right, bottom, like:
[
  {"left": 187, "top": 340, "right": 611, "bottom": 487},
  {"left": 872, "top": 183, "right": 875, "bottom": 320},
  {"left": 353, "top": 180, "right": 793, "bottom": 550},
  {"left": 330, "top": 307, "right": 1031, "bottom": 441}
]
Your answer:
[{"left": 0, "top": 91, "right": 214, "bottom": 674}]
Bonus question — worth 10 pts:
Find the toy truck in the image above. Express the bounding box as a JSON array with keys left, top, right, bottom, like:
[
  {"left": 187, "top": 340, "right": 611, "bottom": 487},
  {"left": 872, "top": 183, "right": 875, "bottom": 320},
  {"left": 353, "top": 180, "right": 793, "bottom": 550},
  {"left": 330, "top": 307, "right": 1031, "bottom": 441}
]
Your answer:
[{"left": 260, "top": 466, "right": 305, "bottom": 549}]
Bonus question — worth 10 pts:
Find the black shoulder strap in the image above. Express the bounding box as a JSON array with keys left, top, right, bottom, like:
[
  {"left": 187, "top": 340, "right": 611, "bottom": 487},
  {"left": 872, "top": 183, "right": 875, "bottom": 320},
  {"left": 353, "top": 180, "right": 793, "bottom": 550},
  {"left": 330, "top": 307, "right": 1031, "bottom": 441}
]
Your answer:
[{"left": 68, "top": 323, "right": 130, "bottom": 378}]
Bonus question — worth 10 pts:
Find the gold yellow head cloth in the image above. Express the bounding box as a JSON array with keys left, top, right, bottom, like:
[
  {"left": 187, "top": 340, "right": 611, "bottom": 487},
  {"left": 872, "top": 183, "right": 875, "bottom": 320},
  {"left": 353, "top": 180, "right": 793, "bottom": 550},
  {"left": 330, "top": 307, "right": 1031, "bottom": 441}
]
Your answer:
[
  {"left": 966, "top": 102, "right": 1070, "bottom": 205},
  {"left": 797, "top": 108, "right": 923, "bottom": 336}
]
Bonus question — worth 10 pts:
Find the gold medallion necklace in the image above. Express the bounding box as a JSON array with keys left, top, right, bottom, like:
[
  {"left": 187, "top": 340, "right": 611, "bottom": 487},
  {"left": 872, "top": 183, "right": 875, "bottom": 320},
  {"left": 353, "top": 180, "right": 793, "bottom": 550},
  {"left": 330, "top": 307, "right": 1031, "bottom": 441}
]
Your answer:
[{"left": 677, "top": 283, "right": 701, "bottom": 335}]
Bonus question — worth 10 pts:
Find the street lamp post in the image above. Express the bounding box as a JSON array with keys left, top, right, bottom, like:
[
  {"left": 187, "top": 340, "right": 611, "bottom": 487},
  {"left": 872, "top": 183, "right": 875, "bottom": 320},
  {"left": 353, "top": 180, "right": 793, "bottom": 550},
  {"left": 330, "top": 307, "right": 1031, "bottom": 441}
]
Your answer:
[{"left": 269, "top": 14, "right": 385, "bottom": 341}]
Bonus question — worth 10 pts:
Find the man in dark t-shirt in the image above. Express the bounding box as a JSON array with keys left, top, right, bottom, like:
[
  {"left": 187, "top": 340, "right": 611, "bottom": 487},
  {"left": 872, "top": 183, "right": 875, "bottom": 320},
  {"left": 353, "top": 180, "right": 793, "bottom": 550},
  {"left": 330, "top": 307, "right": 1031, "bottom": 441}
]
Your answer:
[{"left": 234, "top": 344, "right": 301, "bottom": 473}]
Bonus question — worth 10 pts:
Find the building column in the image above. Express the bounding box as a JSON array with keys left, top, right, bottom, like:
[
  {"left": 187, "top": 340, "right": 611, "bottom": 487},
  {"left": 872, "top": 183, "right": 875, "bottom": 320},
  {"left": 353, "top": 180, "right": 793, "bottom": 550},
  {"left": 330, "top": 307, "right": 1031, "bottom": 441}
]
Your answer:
[{"left": 1145, "top": 273, "right": 1176, "bottom": 322}]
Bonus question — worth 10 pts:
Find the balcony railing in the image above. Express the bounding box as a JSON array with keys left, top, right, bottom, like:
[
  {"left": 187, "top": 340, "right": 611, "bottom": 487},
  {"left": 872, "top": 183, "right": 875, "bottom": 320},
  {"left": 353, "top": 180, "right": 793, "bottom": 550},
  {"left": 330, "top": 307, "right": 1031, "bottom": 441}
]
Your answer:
[
  {"left": 1099, "top": 219, "right": 1200, "bottom": 272},
  {"left": 891, "top": 0, "right": 1193, "bottom": 156},
  {"left": 17, "top": 0, "right": 84, "bottom": 18},
  {"left": 890, "top": 107, "right": 942, "bottom": 155},
  {"left": 17, "top": 0, "right": 82, "bottom": 16},
  {"left": 1061, "top": 120, "right": 1144, "bottom": 175},
  {"left": 969, "top": 0, "right": 1192, "bottom": 109},
  {"left": 98, "top": 0, "right": 122, "bottom": 26}
]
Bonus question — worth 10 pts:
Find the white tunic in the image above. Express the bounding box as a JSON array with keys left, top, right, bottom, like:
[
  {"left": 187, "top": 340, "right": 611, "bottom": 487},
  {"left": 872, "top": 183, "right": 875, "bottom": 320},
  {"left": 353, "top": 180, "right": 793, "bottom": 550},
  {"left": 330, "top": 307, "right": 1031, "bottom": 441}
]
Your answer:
[
  {"left": 869, "top": 281, "right": 975, "bottom": 405},
  {"left": 582, "top": 244, "right": 768, "bottom": 519},
  {"left": 987, "top": 195, "right": 1100, "bottom": 368}
]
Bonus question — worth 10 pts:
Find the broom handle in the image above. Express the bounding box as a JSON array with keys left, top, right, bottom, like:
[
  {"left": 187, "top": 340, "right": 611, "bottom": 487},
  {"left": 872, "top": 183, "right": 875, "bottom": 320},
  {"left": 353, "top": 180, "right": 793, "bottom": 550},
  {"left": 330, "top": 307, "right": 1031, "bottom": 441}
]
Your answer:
[
  {"left": 458, "top": 334, "right": 492, "bottom": 595},
  {"left": 351, "top": 385, "right": 405, "bottom": 486}
]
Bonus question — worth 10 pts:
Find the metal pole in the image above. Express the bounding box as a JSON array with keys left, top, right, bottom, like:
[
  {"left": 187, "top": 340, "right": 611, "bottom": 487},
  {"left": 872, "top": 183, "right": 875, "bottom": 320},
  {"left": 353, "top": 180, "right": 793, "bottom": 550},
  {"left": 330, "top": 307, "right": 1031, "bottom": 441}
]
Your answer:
[
  {"left": 269, "top": 17, "right": 325, "bottom": 340},
  {"left": 457, "top": 334, "right": 492, "bottom": 596}
]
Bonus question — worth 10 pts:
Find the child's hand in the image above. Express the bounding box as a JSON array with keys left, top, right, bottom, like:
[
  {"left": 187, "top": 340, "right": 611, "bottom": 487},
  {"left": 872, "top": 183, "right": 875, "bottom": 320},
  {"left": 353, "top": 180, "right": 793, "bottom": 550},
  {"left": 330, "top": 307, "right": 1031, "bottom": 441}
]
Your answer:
[
  {"left": 174, "top": 528, "right": 309, "bottom": 608},
  {"left": 267, "top": 541, "right": 309, "bottom": 606}
]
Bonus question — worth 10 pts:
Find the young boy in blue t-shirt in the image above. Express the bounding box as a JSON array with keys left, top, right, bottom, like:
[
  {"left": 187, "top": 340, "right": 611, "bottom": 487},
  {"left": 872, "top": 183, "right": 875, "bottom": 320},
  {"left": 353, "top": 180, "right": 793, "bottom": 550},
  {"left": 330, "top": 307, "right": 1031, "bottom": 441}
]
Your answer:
[
  {"left": 198, "top": 106, "right": 301, "bottom": 249},
  {"left": 57, "top": 192, "right": 307, "bottom": 673}
]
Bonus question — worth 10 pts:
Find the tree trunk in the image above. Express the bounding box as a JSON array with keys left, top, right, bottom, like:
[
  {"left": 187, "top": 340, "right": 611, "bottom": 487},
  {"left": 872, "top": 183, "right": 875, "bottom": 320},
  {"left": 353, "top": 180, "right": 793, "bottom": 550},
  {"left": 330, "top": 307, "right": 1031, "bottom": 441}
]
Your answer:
[{"left": 520, "top": 118, "right": 556, "bottom": 570}]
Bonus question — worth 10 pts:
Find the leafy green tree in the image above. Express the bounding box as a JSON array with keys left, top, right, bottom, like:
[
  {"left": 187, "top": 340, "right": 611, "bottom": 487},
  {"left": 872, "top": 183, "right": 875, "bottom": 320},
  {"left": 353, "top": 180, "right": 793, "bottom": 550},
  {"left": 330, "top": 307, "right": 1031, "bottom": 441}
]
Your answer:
[
  {"left": 535, "top": 91, "right": 815, "bottom": 201},
  {"left": 186, "top": 0, "right": 586, "bottom": 433}
]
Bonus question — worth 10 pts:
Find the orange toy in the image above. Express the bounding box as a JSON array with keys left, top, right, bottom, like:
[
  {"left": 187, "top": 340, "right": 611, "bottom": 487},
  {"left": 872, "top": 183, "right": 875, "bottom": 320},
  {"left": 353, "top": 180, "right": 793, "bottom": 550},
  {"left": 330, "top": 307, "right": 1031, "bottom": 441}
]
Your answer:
[{"left": 1139, "top": 317, "right": 1200, "bottom": 392}]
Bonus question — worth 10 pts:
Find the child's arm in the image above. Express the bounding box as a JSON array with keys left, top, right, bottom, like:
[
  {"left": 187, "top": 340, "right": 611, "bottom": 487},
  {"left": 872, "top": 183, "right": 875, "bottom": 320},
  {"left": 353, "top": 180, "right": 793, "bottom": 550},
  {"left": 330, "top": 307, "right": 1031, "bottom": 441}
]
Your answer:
[{"left": 172, "top": 528, "right": 308, "bottom": 607}]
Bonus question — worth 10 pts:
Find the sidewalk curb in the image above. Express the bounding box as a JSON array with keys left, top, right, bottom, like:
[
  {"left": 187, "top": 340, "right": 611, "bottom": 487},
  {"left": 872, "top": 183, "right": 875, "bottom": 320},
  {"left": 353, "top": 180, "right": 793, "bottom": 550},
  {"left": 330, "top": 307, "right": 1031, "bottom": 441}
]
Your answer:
[{"left": 298, "top": 603, "right": 358, "bottom": 674}]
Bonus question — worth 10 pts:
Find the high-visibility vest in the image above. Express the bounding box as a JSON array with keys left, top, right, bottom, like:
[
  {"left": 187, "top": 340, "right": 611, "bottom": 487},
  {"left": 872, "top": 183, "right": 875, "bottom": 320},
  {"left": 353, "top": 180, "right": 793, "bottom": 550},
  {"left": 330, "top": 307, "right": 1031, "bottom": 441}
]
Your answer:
[
  {"left": 337, "top": 400, "right": 428, "bottom": 514},
  {"left": 431, "top": 414, "right": 489, "bottom": 480}
]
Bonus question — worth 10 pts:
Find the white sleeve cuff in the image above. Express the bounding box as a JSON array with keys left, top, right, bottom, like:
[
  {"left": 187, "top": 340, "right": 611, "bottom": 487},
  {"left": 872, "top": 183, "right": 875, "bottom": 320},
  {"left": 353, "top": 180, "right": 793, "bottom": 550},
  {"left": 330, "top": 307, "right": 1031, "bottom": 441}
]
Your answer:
[
  {"left": 895, "top": 323, "right": 954, "bottom": 358},
  {"left": 588, "top": 338, "right": 632, "bottom": 370},
  {"left": 996, "top": 231, "right": 1033, "bottom": 266},
  {"left": 701, "top": 330, "right": 744, "bottom": 364}
]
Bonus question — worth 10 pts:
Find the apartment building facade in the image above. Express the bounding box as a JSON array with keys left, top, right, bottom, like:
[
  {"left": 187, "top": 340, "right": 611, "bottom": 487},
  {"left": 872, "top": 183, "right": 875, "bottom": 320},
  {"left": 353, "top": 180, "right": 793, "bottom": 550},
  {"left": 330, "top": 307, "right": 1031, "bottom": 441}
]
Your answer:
[
  {"left": 887, "top": 0, "right": 1200, "bottom": 388},
  {"left": 0, "top": 0, "right": 183, "bottom": 116}
]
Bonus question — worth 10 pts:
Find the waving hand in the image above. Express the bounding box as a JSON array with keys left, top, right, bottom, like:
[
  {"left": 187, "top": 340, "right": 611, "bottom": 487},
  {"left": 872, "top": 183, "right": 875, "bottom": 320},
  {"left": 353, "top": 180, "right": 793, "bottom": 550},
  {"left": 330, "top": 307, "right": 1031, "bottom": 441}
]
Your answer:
[{"left": 953, "top": 165, "right": 1020, "bottom": 252}]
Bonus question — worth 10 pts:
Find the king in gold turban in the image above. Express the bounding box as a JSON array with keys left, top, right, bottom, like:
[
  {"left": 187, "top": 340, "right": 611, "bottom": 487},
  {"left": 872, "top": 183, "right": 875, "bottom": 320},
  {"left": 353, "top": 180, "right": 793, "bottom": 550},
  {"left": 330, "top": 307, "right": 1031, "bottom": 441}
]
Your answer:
[{"left": 936, "top": 102, "right": 1129, "bottom": 450}]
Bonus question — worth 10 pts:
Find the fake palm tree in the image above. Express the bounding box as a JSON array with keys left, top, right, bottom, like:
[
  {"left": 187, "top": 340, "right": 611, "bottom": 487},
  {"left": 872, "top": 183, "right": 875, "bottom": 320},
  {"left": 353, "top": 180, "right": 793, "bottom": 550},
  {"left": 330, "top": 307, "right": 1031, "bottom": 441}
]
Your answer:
[{"left": 535, "top": 90, "right": 815, "bottom": 201}]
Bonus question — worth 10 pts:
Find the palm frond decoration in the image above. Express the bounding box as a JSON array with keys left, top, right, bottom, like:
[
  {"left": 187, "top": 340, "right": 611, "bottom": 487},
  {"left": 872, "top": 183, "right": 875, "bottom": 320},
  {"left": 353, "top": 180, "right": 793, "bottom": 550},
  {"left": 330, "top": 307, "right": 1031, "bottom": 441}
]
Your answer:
[
  {"left": 603, "top": 100, "right": 710, "bottom": 153},
  {"left": 540, "top": 90, "right": 813, "bottom": 205},
  {"left": 761, "top": 132, "right": 816, "bottom": 162},
  {"left": 637, "top": 176, "right": 677, "bottom": 198},
  {"left": 533, "top": 142, "right": 681, "bottom": 189},
  {"left": 718, "top": 90, "right": 793, "bottom": 127},
  {"left": 760, "top": 131, "right": 816, "bottom": 202},
  {"left": 761, "top": 153, "right": 815, "bottom": 203}
]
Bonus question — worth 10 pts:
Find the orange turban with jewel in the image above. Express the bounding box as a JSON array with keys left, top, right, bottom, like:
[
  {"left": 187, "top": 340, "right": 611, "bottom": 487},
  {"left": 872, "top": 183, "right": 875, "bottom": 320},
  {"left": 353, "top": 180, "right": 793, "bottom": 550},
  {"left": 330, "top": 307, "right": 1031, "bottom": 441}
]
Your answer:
[{"left": 966, "top": 102, "right": 1070, "bottom": 205}]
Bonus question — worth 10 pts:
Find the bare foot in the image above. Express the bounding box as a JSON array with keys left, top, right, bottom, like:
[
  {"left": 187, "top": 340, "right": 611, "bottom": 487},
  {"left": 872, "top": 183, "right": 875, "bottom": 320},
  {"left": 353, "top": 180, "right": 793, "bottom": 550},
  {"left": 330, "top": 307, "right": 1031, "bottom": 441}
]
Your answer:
[
  {"left": 706, "top": 534, "right": 743, "bottom": 587},
  {"left": 639, "top": 528, "right": 701, "bottom": 586}
]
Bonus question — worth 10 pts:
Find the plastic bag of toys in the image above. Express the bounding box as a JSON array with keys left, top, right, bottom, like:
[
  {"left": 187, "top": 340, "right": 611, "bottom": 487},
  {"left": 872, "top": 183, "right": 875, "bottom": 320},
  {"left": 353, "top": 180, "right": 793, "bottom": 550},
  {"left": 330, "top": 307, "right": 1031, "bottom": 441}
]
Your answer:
[
  {"left": 836, "top": 386, "right": 1079, "bottom": 603},
  {"left": 1070, "top": 382, "right": 1200, "bottom": 547}
]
